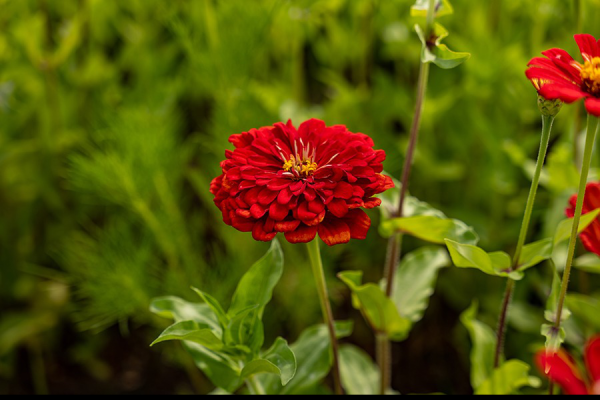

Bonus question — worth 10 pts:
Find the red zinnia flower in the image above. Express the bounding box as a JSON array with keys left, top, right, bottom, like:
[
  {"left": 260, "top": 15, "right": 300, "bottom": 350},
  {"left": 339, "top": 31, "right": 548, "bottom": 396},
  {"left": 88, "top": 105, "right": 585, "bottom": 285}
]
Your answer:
[
  {"left": 526, "top": 34, "right": 600, "bottom": 116},
  {"left": 566, "top": 182, "right": 600, "bottom": 257},
  {"left": 210, "top": 119, "right": 394, "bottom": 246},
  {"left": 536, "top": 336, "right": 600, "bottom": 395}
]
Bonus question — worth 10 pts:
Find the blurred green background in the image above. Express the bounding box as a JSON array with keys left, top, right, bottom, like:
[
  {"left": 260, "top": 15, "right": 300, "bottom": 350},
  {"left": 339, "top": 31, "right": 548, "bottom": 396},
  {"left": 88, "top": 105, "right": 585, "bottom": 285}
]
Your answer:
[{"left": 2, "top": 0, "right": 600, "bottom": 394}]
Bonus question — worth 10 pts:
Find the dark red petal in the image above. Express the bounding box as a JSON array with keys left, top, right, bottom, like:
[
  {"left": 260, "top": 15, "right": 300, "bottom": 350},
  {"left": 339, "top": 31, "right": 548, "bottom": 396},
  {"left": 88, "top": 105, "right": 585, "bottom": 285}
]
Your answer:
[
  {"left": 344, "top": 209, "right": 371, "bottom": 240},
  {"left": 539, "top": 83, "right": 588, "bottom": 103},
  {"left": 535, "top": 350, "right": 589, "bottom": 395},
  {"left": 304, "top": 211, "right": 326, "bottom": 227},
  {"left": 327, "top": 198, "right": 349, "bottom": 218},
  {"left": 274, "top": 219, "right": 301, "bottom": 233},
  {"left": 269, "top": 201, "right": 290, "bottom": 221},
  {"left": 250, "top": 203, "right": 268, "bottom": 219},
  {"left": 575, "top": 34, "right": 600, "bottom": 61},
  {"left": 334, "top": 182, "right": 354, "bottom": 199},
  {"left": 258, "top": 188, "right": 278, "bottom": 205},
  {"left": 284, "top": 224, "right": 318, "bottom": 244},
  {"left": 585, "top": 97, "right": 600, "bottom": 117},
  {"left": 585, "top": 336, "right": 600, "bottom": 382},
  {"left": 318, "top": 219, "right": 351, "bottom": 246},
  {"left": 308, "top": 198, "right": 325, "bottom": 214},
  {"left": 277, "top": 188, "right": 293, "bottom": 205},
  {"left": 364, "top": 197, "right": 382, "bottom": 209},
  {"left": 267, "top": 179, "right": 292, "bottom": 191},
  {"left": 252, "top": 219, "right": 277, "bottom": 242},
  {"left": 231, "top": 217, "right": 255, "bottom": 232}
]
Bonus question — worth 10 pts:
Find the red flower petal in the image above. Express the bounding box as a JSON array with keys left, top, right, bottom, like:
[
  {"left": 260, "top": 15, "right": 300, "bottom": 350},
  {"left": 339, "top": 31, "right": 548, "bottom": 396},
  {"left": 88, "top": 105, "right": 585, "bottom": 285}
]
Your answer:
[
  {"left": 284, "top": 224, "right": 318, "bottom": 243},
  {"left": 536, "top": 350, "right": 589, "bottom": 395},
  {"left": 585, "top": 97, "right": 600, "bottom": 117},
  {"left": 539, "top": 82, "right": 588, "bottom": 103},
  {"left": 274, "top": 219, "right": 301, "bottom": 233},
  {"left": 277, "top": 188, "right": 293, "bottom": 205},
  {"left": 258, "top": 188, "right": 278, "bottom": 205},
  {"left": 318, "top": 219, "right": 351, "bottom": 246},
  {"left": 344, "top": 209, "right": 371, "bottom": 240},
  {"left": 575, "top": 34, "right": 600, "bottom": 62},
  {"left": 252, "top": 219, "right": 277, "bottom": 242},
  {"left": 327, "top": 198, "right": 349, "bottom": 218},
  {"left": 586, "top": 336, "right": 600, "bottom": 383},
  {"left": 250, "top": 203, "right": 268, "bottom": 219},
  {"left": 334, "top": 182, "right": 354, "bottom": 199},
  {"left": 269, "top": 201, "right": 290, "bottom": 221}
]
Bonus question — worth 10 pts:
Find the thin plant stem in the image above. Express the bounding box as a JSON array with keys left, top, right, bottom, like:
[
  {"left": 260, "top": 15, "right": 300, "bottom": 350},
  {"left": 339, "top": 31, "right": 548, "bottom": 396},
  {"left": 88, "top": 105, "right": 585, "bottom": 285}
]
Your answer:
[
  {"left": 379, "top": 0, "right": 435, "bottom": 393},
  {"left": 493, "top": 114, "right": 555, "bottom": 368},
  {"left": 306, "top": 239, "right": 343, "bottom": 395},
  {"left": 246, "top": 375, "right": 266, "bottom": 395},
  {"left": 554, "top": 116, "right": 600, "bottom": 330}
]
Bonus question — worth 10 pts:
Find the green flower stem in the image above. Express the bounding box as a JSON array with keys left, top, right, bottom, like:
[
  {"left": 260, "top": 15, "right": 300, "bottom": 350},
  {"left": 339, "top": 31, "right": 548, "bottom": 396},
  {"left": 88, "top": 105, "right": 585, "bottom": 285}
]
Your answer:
[
  {"left": 306, "top": 239, "right": 343, "bottom": 395},
  {"left": 554, "top": 116, "right": 600, "bottom": 330},
  {"left": 380, "top": 0, "right": 435, "bottom": 393},
  {"left": 247, "top": 376, "right": 266, "bottom": 395},
  {"left": 493, "top": 114, "right": 555, "bottom": 368}
]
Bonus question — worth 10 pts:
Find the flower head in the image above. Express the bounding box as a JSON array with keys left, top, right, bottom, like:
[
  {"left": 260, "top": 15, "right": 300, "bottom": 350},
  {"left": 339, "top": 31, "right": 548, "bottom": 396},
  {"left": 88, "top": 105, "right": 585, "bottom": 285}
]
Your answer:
[
  {"left": 210, "top": 119, "right": 394, "bottom": 246},
  {"left": 526, "top": 34, "right": 600, "bottom": 116},
  {"left": 536, "top": 336, "right": 600, "bottom": 395},
  {"left": 566, "top": 182, "right": 600, "bottom": 256}
]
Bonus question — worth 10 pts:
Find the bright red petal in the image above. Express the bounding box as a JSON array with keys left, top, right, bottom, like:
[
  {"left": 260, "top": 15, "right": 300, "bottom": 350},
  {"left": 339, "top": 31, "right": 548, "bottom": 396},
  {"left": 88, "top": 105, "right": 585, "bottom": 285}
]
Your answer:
[
  {"left": 318, "top": 219, "right": 351, "bottom": 246},
  {"left": 585, "top": 336, "right": 600, "bottom": 383},
  {"left": 284, "top": 224, "right": 318, "bottom": 243},
  {"left": 585, "top": 97, "right": 600, "bottom": 117},
  {"left": 575, "top": 34, "right": 600, "bottom": 61},
  {"left": 539, "top": 83, "right": 588, "bottom": 103},
  {"left": 536, "top": 350, "right": 589, "bottom": 395},
  {"left": 344, "top": 209, "right": 371, "bottom": 240}
]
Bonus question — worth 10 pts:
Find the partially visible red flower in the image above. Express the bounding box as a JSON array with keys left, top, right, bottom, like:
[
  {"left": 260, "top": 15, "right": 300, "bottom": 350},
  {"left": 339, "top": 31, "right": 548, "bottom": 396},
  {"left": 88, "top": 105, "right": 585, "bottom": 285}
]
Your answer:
[
  {"left": 526, "top": 34, "right": 600, "bottom": 116},
  {"left": 566, "top": 182, "right": 600, "bottom": 256},
  {"left": 536, "top": 336, "right": 600, "bottom": 395},
  {"left": 210, "top": 119, "right": 394, "bottom": 246}
]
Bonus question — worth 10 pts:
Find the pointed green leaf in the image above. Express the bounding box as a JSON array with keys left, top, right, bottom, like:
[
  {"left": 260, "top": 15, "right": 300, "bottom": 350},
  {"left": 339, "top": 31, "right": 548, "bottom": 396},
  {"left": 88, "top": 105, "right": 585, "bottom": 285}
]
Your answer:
[
  {"left": 185, "top": 342, "right": 243, "bottom": 393},
  {"left": 518, "top": 238, "right": 553, "bottom": 271},
  {"left": 553, "top": 209, "right": 600, "bottom": 246},
  {"left": 150, "top": 296, "right": 221, "bottom": 334},
  {"left": 460, "top": 302, "right": 496, "bottom": 389},
  {"left": 241, "top": 359, "right": 281, "bottom": 382},
  {"left": 430, "top": 43, "right": 471, "bottom": 69},
  {"left": 475, "top": 360, "right": 541, "bottom": 395},
  {"left": 392, "top": 247, "right": 449, "bottom": 322},
  {"left": 151, "top": 320, "right": 223, "bottom": 351},
  {"left": 541, "top": 324, "right": 566, "bottom": 357},
  {"left": 229, "top": 239, "right": 284, "bottom": 317},
  {"left": 381, "top": 215, "right": 478, "bottom": 245},
  {"left": 445, "top": 239, "right": 523, "bottom": 280},
  {"left": 191, "top": 288, "right": 229, "bottom": 330},
  {"left": 339, "top": 271, "right": 412, "bottom": 341},
  {"left": 339, "top": 345, "right": 379, "bottom": 395},
  {"left": 415, "top": 23, "right": 470, "bottom": 69},
  {"left": 261, "top": 337, "right": 296, "bottom": 386},
  {"left": 224, "top": 305, "right": 264, "bottom": 354}
]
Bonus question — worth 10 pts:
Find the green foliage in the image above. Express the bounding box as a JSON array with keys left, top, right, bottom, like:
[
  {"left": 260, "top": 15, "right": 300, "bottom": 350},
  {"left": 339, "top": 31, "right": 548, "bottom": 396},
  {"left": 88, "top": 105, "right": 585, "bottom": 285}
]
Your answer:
[
  {"left": 460, "top": 302, "right": 496, "bottom": 390},
  {"left": 339, "top": 345, "right": 380, "bottom": 395},
  {"left": 474, "top": 360, "right": 541, "bottom": 395}
]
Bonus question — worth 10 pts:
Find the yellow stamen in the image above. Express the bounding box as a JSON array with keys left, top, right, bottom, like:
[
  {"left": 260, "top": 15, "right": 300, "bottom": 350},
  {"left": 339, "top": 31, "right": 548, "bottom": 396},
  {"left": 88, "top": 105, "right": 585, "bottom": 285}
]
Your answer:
[
  {"left": 282, "top": 157, "right": 318, "bottom": 178},
  {"left": 283, "top": 159, "right": 294, "bottom": 172},
  {"left": 581, "top": 57, "right": 600, "bottom": 95}
]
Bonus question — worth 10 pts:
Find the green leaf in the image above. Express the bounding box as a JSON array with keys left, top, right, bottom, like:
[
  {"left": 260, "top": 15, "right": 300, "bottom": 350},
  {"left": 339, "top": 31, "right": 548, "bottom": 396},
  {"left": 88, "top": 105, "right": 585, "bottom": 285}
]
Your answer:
[
  {"left": 541, "top": 324, "right": 566, "bottom": 357},
  {"left": 574, "top": 253, "right": 600, "bottom": 274},
  {"left": 553, "top": 209, "right": 600, "bottom": 246},
  {"left": 191, "top": 288, "right": 229, "bottom": 330},
  {"left": 460, "top": 302, "right": 496, "bottom": 389},
  {"left": 229, "top": 239, "right": 284, "bottom": 317},
  {"left": 544, "top": 270, "right": 571, "bottom": 324},
  {"left": 445, "top": 239, "right": 523, "bottom": 280},
  {"left": 261, "top": 337, "right": 297, "bottom": 386},
  {"left": 185, "top": 342, "right": 243, "bottom": 393},
  {"left": 392, "top": 247, "right": 449, "bottom": 322},
  {"left": 224, "top": 305, "right": 264, "bottom": 354},
  {"left": 257, "top": 322, "right": 354, "bottom": 395},
  {"left": 381, "top": 215, "right": 479, "bottom": 245},
  {"left": 475, "top": 360, "right": 541, "bottom": 395},
  {"left": 151, "top": 320, "right": 223, "bottom": 351},
  {"left": 150, "top": 296, "right": 221, "bottom": 334},
  {"left": 339, "top": 271, "right": 412, "bottom": 341},
  {"left": 415, "top": 23, "right": 470, "bottom": 69},
  {"left": 411, "top": 0, "right": 454, "bottom": 18},
  {"left": 339, "top": 345, "right": 379, "bottom": 395},
  {"left": 518, "top": 238, "right": 553, "bottom": 271},
  {"left": 566, "top": 294, "right": 600, "bottom": 331},
  {"left": 241, "top": 359, "right": 282, "bottom": 382}
]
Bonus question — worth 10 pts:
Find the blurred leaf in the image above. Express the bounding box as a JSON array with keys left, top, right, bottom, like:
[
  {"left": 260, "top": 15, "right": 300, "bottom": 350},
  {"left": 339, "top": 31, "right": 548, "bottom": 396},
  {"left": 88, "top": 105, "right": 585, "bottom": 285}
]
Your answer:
[
  {"left": 339, "top": 345, "right": 379, "bottom": 395},
  {"left": 445, "top": 239, "right": 523, "bottom": 280},
  {"left": 415, "top": 23, "right": 470, "bottom": 69},
  {"left": 229, "top": 239, "right": 284, "bottom": 317},
  {"left": 541, "top": 325, "right": 566, "bottom": 358},
  {"left": 460, "top": 302, "right": 496, "bottom": 389},
  {"left": 224, "top": 305, "right": 264, "bottom": 355},
  {"left": 411, "top": 0, "right": 454, "bottom": 18},
  {"left": 381, "top": 215, "right": 478, "bottom": 245},
  {"left": 185, "top": 342, "right": 243, "bottom": 393},
  {"left": 150, "top": 297, "right": 221, "bottom": 334},
  {"left": 518, "top": 238, "right": 553, "bottom": 271},
  {"left": 150, "top": 320, "right": 223, "bottom": 351},
  {"left": 392, "top": 247, "right": 449, "bottom": 322},
  {"left": 474, "top": 360, "right": 541, "bottom": 395},
  {"left": 191, "top": 288, "right": 229, "bottom": 330},
  {"left": 574, "top": 253, "right": 600, "bottom": 274},
  {"left": 339, "top": 271, "right": 412, "bottom": 341},
  {"left": 553, "top": 209, "right": 600, "bottom": 246},
  {"left": 241, "top": 360, "right": 283, "bottom": 384},
  {"left": 566, "top": 294, "right": 600, "bottom": 331},
  {"left": 544, "top": 270, "right": 571, "bottom": 324}
]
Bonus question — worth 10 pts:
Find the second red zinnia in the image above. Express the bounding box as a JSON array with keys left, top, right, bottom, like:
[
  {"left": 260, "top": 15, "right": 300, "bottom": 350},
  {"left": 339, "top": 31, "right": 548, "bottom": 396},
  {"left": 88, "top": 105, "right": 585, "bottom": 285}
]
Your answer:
[{"left": 210, "top": 119, "right": 394, "bottom": 246}]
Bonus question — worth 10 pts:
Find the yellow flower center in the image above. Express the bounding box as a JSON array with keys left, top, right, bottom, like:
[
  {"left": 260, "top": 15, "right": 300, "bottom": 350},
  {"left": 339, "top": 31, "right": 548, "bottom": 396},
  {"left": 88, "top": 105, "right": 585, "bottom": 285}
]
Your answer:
[
  {"left": 581, "top": 57, "right": 600, "bottom": 95},
  {"left": 283, "top": 156, "right": 318, "bottom": 178}
]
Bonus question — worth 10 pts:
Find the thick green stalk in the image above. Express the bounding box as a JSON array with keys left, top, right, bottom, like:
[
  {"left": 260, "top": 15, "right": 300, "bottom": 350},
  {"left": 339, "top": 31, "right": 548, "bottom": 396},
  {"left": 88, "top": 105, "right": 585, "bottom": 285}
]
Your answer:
[
  {"left": 493, "top": 115, "right": 554, "bottom": 368},
  {"left": 554, "top": 117, "right": 600, "bottom": 330},
  {"left": 306, "top": 240, "right": 343, "bottom": 395},
  {"left": 379, "top": 0, "right": 435, "bottom": 393}
]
